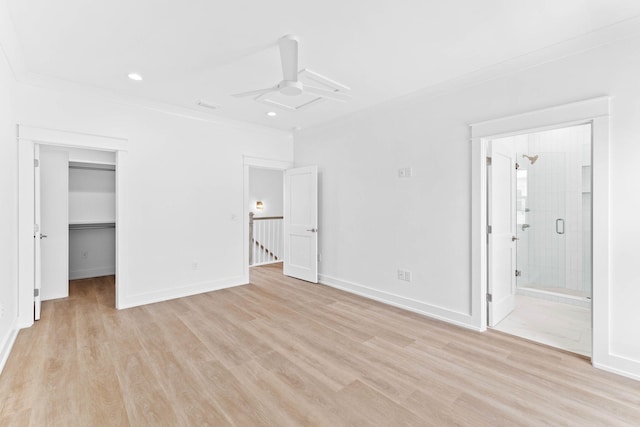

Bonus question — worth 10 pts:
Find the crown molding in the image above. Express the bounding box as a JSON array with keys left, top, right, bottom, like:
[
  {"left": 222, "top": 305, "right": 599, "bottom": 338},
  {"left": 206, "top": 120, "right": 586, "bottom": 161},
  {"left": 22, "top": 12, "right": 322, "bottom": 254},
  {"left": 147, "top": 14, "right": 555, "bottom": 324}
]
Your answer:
[
  {"left": 18, "top": 71, "right": 292, "bottom": 138},
  {"left": 296, "top": 14, "right": 640, "bottom": 138},
  {"left": 0, "top": 1, "right": 26, "bottom": 80}
]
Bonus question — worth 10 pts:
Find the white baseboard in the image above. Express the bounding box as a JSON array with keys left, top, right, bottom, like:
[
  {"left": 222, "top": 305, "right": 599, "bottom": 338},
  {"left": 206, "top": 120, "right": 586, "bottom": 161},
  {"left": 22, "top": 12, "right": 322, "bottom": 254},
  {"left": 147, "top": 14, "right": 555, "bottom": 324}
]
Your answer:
[
  {"left": 593, "top": 353, "right": 640, "bottom": 382},
  {"left": 69, "top": 266, "right": 115, "bottom": 280},
  {"left": 250, "top": 260, "right": 283, "bottom": 267},
  {"left": 319, "top": 274, "right": 480, "bottom": 331},
  {"left": 0, "top": 320, "right": 19, "bottom": 375},
  {"left": 118, "top": 275, "right": 248, "bottom": 309}
]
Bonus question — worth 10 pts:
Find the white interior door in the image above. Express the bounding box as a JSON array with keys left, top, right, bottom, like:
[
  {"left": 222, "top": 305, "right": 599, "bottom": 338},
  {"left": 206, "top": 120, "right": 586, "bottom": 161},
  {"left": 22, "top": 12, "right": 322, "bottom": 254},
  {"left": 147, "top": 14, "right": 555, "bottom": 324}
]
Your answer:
[
  {"left": 283, "top": 165, "right": 318, "bottom": 283},
  {"left": 38, "top": 146, "right": 69, "bottom": 303},
  {"left": 488, "top": 140, "right": 516, "bottom": 327}
]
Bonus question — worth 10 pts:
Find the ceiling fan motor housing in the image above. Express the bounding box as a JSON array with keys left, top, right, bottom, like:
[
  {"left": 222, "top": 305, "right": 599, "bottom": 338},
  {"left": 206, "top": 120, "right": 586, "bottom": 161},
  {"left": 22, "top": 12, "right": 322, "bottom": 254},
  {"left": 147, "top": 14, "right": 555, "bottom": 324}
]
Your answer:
[{"left": 279, "top": 80, "right": 304, "bottom": 96}]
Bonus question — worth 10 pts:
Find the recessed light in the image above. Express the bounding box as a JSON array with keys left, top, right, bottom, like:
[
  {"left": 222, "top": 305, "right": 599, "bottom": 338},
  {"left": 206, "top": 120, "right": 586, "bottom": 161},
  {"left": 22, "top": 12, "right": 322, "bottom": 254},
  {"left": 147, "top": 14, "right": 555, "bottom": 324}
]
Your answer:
[
  {"left": 127, "top": 73, "right": 143, "bottom": 81},
  {"left": 266, "top": 111, "right": 277, "bottom": 117}
]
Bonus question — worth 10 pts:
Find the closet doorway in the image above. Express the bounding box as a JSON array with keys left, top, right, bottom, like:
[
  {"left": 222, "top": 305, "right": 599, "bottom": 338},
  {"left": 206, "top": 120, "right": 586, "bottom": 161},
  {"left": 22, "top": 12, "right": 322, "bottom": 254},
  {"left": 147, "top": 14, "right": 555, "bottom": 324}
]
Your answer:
[{"left": 36, "top": 145, "right": 117, "bottom": 319}]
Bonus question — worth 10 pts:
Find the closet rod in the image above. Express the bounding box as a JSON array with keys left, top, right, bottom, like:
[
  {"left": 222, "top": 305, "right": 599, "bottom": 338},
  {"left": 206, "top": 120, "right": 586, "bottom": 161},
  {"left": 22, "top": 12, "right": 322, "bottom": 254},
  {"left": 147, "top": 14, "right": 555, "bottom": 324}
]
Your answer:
[{"left": 69, "top": 223, "right": 116, "bottom": 230}]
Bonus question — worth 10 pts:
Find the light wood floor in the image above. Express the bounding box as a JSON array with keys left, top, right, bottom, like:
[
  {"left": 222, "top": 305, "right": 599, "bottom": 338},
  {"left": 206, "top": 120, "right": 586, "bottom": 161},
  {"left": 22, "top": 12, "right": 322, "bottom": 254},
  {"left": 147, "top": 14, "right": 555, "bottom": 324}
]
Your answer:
[{"left": 1, "top": 265, "right": 639, "bottom": 426}]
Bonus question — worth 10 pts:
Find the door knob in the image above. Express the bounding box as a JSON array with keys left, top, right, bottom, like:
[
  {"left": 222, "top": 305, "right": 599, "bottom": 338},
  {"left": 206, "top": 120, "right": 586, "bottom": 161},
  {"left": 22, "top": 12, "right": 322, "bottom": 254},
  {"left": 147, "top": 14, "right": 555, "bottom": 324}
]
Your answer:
[
  {"left": 511, "top": 236, "right": 519, "bottom": 241},
  {"left": 307, "top": 228, "right": 318, "bottom": 233},
  {"left": 40, "top": 234, "right": 48, "bottom": 239}
]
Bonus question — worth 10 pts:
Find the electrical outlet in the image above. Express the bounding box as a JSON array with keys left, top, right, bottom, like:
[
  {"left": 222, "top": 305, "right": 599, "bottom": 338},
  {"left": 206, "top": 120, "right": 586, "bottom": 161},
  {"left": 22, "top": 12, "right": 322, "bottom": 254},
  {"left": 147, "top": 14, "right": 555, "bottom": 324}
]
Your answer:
[
  {"left": 192, "top": 261, "right": 199, "bottom": 270},
  {"left": 81, "top": 250, "right": 88, "bottom": 259},
  {"left": 397, "top": 269, "right": 412, "bottom": 282},
  {"left": 398, "top": 167, "right": 413, "bottom": 178}
]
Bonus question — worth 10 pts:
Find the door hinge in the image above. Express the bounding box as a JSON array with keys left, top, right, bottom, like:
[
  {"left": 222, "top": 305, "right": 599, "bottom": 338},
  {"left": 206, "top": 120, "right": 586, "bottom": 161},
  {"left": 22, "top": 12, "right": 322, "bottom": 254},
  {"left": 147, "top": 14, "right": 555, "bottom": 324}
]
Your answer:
[
  {"left": 34, "top": 289, "right": 39, "bottom": 297},
  {"left": 34, "top": 159, "right": 39, "bottom": 167},
  {"left": 486, "top": 156, "right": 492, "bottom": 166},
  {"left": 487, "top": 293, "right": 492, "bottom": 302},
  {"left": 487, "top": 225, "right": 492, "bottom": 234},
  {"left": 515, "top": 270, "right": 522, "bottom": 277}
]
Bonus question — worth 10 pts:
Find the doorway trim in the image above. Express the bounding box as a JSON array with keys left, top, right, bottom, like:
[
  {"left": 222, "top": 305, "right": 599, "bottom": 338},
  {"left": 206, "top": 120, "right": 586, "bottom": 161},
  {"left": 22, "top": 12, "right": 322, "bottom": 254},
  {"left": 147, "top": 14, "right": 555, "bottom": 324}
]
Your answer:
[
  {"left": 471, "top": 97, "right": 610, "bottom": 367},
  {"left": 242, "top": 156, "right": 293, "bottom": 282},
  {"left": 17, "top": 125, "right": 128, "bottom": 328}
]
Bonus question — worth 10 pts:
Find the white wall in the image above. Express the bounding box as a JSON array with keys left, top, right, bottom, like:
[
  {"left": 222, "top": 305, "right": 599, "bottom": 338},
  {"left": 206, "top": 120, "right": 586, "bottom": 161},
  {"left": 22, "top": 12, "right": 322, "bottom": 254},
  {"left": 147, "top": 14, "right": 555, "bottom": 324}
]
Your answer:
[
  {"left": 249, "top": 167, "right": 283, "bottom": 217},
  {"left": 294, "top": 34, "right": 640, "bottom": 377},
  {"left": 15, "top": 82, "right": 293, "bottom": 309},
  {"left": 69, "top": 228, "right": 115, "bottom": 280},
  {"left": 68, "top": 167, "right": 116, "bottom": 223},
  {"left": 68, "top": 147, "right": 116, "bottom": 165},
  {"left": 0, "top": 42, "right": 18, "bottom": 372}
]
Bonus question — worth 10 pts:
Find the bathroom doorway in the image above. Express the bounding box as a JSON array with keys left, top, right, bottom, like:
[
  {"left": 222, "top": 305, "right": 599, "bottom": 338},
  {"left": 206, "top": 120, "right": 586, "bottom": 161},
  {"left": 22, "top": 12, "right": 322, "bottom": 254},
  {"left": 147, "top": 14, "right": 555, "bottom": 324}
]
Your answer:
[{"left": 488, "top": 123, "right": 592, "bottom": 356}]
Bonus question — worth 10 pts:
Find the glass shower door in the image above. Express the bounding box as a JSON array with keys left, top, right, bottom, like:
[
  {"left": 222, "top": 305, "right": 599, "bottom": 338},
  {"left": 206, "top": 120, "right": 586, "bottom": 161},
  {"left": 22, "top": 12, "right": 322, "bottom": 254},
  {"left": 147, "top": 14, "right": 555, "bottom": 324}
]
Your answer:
[{"left": 516, "top": 152, "right": 567, "bottom": 293}]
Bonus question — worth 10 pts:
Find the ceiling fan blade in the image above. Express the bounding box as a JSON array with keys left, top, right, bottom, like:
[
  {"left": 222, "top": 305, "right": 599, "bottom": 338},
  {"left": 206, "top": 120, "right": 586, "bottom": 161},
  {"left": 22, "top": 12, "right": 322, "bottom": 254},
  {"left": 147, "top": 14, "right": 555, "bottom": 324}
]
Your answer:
[
  {"left": 279, "top": 35, "right": 299, "bottom": 82},
  {"left": 304, "top": 85, "right": 351, "bottom": 102},
  {"left": 232, "top": 86, "right": 276, "bottom": 98}
]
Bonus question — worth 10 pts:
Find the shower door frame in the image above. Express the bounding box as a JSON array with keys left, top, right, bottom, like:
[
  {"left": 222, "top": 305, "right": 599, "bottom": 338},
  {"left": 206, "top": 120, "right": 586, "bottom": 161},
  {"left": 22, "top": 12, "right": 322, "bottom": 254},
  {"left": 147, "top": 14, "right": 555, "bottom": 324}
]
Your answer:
[{"left": 471, "top": 97, "right": 610, "bottom": 369}]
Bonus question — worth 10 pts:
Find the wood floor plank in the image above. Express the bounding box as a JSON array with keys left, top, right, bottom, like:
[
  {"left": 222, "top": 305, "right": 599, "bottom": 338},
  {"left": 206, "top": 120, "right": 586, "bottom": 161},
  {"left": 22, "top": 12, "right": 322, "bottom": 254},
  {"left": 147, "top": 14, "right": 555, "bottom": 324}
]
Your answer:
[{"left": 1, "top": 266, "right": 639, "bottom": 426}]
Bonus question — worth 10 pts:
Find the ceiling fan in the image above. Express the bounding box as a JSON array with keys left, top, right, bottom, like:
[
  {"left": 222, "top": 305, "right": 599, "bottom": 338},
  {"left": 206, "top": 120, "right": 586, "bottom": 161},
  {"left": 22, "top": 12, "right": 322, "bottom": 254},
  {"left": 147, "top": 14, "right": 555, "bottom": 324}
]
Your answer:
[{"left": 232, "top": 35, "right": 351, "bottom": 103}]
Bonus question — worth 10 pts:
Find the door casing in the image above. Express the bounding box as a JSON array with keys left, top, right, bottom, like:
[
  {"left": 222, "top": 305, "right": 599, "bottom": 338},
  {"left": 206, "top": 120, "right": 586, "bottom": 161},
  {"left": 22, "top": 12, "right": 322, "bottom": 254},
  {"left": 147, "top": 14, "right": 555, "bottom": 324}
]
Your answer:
[{"left": 17, "top": 125, "right": 128, "bottom": 328}]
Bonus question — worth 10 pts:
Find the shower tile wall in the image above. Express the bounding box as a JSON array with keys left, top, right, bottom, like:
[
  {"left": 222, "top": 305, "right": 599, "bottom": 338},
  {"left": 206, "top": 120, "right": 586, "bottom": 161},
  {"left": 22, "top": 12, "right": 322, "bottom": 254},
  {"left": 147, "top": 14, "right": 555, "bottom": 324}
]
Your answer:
[{"left": 516, "top": 124, "right": 591, "bottom": 296}]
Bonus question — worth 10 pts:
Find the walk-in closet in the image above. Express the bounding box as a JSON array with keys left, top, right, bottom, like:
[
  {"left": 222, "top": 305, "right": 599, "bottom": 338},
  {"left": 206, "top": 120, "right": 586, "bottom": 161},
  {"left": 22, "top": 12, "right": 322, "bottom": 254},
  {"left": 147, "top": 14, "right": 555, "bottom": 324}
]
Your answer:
[
  {"left": 36, "top": 146, "right": 116, "bottom": 309},
  {"left": 68, "top": 161, "right": 116, "bottom": 280}
]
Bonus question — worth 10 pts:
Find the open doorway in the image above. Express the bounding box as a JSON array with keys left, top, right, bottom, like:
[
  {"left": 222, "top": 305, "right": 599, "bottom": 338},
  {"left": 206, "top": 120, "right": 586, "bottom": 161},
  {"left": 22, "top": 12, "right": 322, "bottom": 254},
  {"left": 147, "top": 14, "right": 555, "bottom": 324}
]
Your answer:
[
  {"left": 242, "top": 157, "right": 319, "bottom": 284},
  {"left": 486, "top": 124, "right": 592, "bottom": 356},
  {"left": 36, "top": 145, "right": 117, "bottom": 319},
  {"left": 18, "top": 125, "right": 128, "bottom": 328},
  {"left": 248, "top": 167, "right": 284, "bottom": 267}
]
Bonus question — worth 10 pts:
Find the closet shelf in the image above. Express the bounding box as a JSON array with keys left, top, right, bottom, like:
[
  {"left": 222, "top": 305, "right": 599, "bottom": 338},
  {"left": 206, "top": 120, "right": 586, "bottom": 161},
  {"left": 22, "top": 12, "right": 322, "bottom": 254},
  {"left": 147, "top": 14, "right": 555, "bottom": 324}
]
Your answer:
[{"left": 69, "top": 222, "right": 115, "bottom": 230}]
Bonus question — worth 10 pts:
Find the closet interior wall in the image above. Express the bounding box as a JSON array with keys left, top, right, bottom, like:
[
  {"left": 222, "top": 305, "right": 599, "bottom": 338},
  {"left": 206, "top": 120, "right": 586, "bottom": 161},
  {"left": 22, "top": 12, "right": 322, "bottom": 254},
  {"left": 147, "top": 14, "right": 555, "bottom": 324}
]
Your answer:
[{"left": 68, "top": 149, "right": 116, "bottom": 280}]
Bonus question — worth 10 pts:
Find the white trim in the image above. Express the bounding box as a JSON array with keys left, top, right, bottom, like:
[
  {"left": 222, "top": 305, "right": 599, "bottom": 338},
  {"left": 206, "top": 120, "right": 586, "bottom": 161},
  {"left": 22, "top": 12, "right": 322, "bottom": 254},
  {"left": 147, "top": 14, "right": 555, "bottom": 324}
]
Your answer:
[
  {"left": 243, "top": 155, "right": 292, "bottom": 170},
  {"left": 319, "top": 274, "right": 480, "bottom": 331},
  {"left": 250, "top": 260, "right": 283, "bottom": 267},
  {"left": 243, "top": 156, "right": 293, "bottom": 281},
  {"left": 0, "top": 321, "right": 19, "bottom": 375},
  {"left": 68, "top": 267, "right": 116, "bottom": 281},
  {"left": 593, "top": 354, "right": 640, "bottom": 382},
  {"left": 471, "top": 97, "right": 619, "bottom": 373},
  {"left": 17, "top": 125, "right": 128, "bottom": 329},
  {"left": 118, "top": 276, "right": 247, "bottom": 309},
  {"left": 18, "top": 125, "right": 128, "bottom": 151}
]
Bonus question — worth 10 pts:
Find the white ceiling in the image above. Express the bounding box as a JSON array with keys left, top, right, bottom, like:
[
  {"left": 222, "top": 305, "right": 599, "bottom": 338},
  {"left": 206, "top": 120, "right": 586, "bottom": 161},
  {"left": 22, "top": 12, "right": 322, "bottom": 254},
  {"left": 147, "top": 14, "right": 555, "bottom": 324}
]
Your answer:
[{"left": 6, "top": 0, "right": 640, "bottom": 131}]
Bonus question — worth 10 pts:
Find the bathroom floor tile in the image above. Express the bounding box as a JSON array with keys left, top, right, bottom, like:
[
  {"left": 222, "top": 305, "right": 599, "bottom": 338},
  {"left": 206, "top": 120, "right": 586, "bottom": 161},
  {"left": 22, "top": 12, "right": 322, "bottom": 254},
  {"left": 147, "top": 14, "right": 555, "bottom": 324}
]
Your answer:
[{"left": 492, "top": 295, "right": 591, "bottom": 357}]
